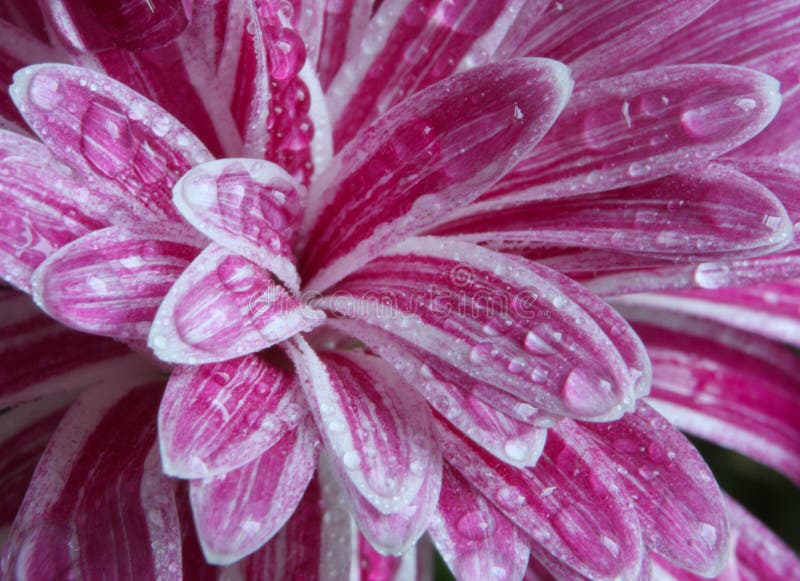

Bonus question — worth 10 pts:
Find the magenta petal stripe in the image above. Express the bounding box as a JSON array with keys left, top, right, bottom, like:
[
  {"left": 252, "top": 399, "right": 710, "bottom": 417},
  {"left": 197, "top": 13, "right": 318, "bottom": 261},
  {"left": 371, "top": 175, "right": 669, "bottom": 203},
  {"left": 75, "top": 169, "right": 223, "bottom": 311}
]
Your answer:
[
  {"left": 32, "top": 226, "right": 201, "bottom": 344},
  {"left": 437, "top": 419, "right": 645, "bottom": 581},
  {"left": 327, "top": 0, "right": 527, "bottom": 147},
  {"left": 496, "top": 0, "right": 717, "bottom": 82},
  {"left": 149, "top": 243, "right": 324, "bottom": 364},
  {"left": 286, "top": 337, "right": 439, "bottom": 514},
  {"left": 571, "top": 404, "right": 730, "bottom": 576},
  {"left": 10, "top": 64, "right": 214, "bottom": 225},
  {"left": 328, "top": 237, "right": 649, "bottom": 421},
  {"left": 300, "top": 57, "right": 573, "bottom": 291},
  {"left": 470, "top": 64, "right": 781, "bottom": 212},
  {"left": 0, "top": 392, "right": 74, "bottom": 527},
  {"left": 0, "top": 287, "right": 155, "bottom": 409},
  {"left": 159, "top": 353, "right": 306, "bottom": 479},
  {"left": 429, "top": 464, "right": 530, "bottom": 581},
  {"left": 173, "top": 158, "right": 305, "bottom": 292},
  {"left": 243, "top": 475, "right": 353, "bottom": 580},
  {"left": 0, "top": 130, "right": 104, "bottom": 292},
  {"left": 435, "top": 163, "right": 792, "bottom": 262},
  {"left": 189, "top": 414, "right": 320, "bottom": 565},
  {"left": 315, "top": 0, "right": 373, "bottom": 91},
  {"left": 0, "top": 381, "right": 182, "bottom": 580},
  {"left": 623, "top": 308, "right": 800, "bottom": 485}
]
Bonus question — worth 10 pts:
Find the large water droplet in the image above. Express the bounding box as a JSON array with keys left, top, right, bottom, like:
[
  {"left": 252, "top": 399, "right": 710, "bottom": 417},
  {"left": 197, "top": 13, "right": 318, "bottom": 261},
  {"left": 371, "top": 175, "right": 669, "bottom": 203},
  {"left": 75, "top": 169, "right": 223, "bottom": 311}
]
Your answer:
[
  {"left": 561, "top": 367, "right": 617, "bottom": 416},
  {"left": 504, "top": 438, "right": 531, "bottom": 462},
  {"left": 29, "top": 73, "right": 61, "bottom": 110}
]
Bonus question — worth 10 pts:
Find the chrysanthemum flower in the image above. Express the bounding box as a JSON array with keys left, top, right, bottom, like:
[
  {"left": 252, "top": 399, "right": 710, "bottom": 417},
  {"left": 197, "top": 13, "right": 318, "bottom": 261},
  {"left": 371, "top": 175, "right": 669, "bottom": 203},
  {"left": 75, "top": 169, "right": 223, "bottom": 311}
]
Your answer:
[{"left": 0, "top": 1, "right": 798, "bottom": 580}]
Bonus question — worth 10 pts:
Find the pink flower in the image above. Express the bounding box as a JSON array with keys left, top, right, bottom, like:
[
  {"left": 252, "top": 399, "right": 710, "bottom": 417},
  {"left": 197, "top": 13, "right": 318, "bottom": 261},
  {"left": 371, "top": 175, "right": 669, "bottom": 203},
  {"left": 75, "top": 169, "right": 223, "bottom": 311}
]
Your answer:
[{"left": 0, "top": 1, "right": 798, "bottom": 580}]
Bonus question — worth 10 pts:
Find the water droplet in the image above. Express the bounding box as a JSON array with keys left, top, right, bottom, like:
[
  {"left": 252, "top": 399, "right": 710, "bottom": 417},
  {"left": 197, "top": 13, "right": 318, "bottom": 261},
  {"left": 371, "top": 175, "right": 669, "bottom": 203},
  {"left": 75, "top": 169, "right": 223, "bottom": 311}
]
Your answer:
[
  {"left": 696, "top": 522, "right": 718, "bottom": 548},
  {"left": 735, "top": 97, "right": 756, "bottom": 111},
  {"left": 561, "top": 367, "right": 617, "bottom": 416},
  {"left": 762, "top": 214, "right": 783, "bottom": 231},
  {"left": 515, "top": 402, "right": 538, "bottom": 419},
  {"left": 637, "top": 466, "right": 660, "bottom": 480},
  {"left": 530, "top": 366, "right": 550, "bottom": 383},
  {"left": 524, "top": 331, "right": 554, "bottom": 355},
  {"left": 218, "top": 256, "right": 257, "bottom": 293},
  {"left": 600, "top": 535, "right": 620, "bottom": 557},
  {"left": 29, "top": 73, "right": 61, "bottom": 110},
  {"left": 495, "top": 486, "right": 526, "bottom": 509},
  {"left": 342, "top": 450, "right": 361, "bottom": 469},
  {"left": 627, "top": 161, "right": 652, "bottom": 178},
  {"left": 184, "top": 178, "right": 218, "bottom": 209},
  {"left": 80, "top": 100, "right": 137, "bottom": 178},
  {"left": 507, "top": 357, "right": 526, "bottom": 374},
  {"left": 693, "top": 262, "right": 732, "bottom": 289},
  {"left": 470, "top": 342, "right": 494, "bottom": 364},
  {"left": 504, "top": 438, "right": 530, "bottom": 462}
]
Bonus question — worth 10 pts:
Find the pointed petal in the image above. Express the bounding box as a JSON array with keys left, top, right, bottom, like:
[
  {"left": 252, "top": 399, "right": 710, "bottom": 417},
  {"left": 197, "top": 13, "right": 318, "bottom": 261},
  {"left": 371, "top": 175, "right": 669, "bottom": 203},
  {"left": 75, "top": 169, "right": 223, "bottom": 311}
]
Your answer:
[
  {"left": 615, "top": 280, "right": 800, "bottom": 349},
  {"left": 573, "top": 404, "right": 730, "bottom": 576},
  {"left": 10, "top": 64, "right": 213, "bottom": 225},
  {"left": 244, "top": 474, "right": 354, "bottom": 580},
  {"left": 430, "top": 464, "right": 530, "bottom": 581},
  {"left": 0, "top": 381, "right": 182, "bottom": 580},
  {"left": 159, "top": 354, "right": 306, "bottom": 479},
  {"left": 286, "top": 337, "right": 439, "bottom": 514},
  {"left": 623, "top": 308, "right": 800, "bottom": 485},
  {"left": 0, "top": 392, "right": 74, "bottom": 526},
  {"left": 300, "top": 58, "right": 573, "bottom": 291},
  {"left": 0, "top": 130, "right": 104, "bottom": 292},
  {"left": 473, "top": 65, "right": 781, "bottom": 211},
  {"left": 436, "top": 164, "right": 792, "bottom": 262},
  {"left": 437, "top": 420, "right": 645, "bottom": 581},
  {"left": 0, "top": 287, "right": 157, "bottom": 409},
  {"left": 189, "top": 415, "right": 320, "bottom": 565},
  {"left": 149, "top": 243, "right": 324, "bottom": 364},
  {"left": 497, "top": 0, "right": 717, "bottom": 82},
  {"left": 173, "top": 158, "right": 305, "bottom": 291},
  {"left": 327, "top": 237, "right": 649, "bottom": 421},
  {"left": 328, "top": 0, "right": 530, "bottom": 146},
  {"left": 32, "top": 226, "right": 201, "bottom": 343}
]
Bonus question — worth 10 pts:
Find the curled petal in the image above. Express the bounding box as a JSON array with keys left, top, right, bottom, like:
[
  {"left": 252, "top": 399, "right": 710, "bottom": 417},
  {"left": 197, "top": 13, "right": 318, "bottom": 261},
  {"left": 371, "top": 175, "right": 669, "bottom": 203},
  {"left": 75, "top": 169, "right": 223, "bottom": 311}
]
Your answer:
[
  {"left": 149, "top": 243, "right": 324, "bottom": 364},
  {"left": 189, "top": 415, "right": 320, "bottom": 565},
  {"left": 159, "top": 353, "right": 305, "bottom": 478}
]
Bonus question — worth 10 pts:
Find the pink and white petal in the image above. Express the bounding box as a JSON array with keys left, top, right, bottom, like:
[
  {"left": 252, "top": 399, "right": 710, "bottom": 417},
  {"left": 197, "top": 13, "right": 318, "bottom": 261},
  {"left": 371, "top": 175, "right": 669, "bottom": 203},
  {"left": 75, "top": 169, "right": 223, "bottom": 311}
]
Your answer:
[
  {"left": 32, "top": 226, "right": 201, "bottom": 343},
  {"left": 150, "top": 243, "right": 324, "bottom": 364},
  {"left": 0, "top": 19, "right": 63, "bottom": 133},
  {"left": 327, "top": 237, "right": 649, "bottom": 421},
  {"left": 300, "top": 58, "right": 573, "bottom": 291},
  {"left": 471, "top": 65, "right": 781, "bottom": 212},
  {"left": 0, "top": 380, "right": 182, "bottom": 579},
  {"left": 286, "top": 337, "right": 439, "bottom": 514},
  {"left": 437, "top": 420, "right": 645, "bottom": 581},
  {"left": 189, "top": 415, "right": 320, "bottom": 565},
  {"left": 615, "top": 279, "right": 800, "bottom": 349},
  {"left": 159, "top": 353, "right": 306, "bottom": 479},
  {"left": 435, "top": 164, "right": 792, "bottom": 262},
  {"left": 173, "top": 158, "right": 305, "bottom": 291},
  {"left": 621, "top": 308, "right": 800, "bottom": 485},
  {"left": 0, "top": 131, "right": 105, "bottom": 292},
  {"left": 0, "top": 392, "right": 75, "bottom": 527},
  {"left": 572, "top": 404, "right": 730, "bottom": 576},
  {"left": 315, "top": 0, "right": 374, "bottom": 91},
  {"left": 10, "top": 64, "right": 214, "bottom": 225},
  {"left": 429, "top": 464, "right": 530, "bottom": 581},
  {"left": 336, "top": 453, "right": 442, "bottom": 556},
  {"left": 0, "top": 287, "right": 158, "bottom": 409},
  {"left": 496, "top": 0, "right": 717, "bottom": 82},
  {"left": 328, "top": 0, "right": 531, "bottom": 147},
  {"left": 243, "top": 474, "right": 354, "bottom": 581}
]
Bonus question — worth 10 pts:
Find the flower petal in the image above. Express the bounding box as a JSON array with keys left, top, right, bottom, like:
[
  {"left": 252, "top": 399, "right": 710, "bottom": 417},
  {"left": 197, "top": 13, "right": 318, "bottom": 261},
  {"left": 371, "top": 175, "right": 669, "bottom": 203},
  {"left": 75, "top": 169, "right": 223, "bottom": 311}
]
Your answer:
[
  {"left": 173, "top": 158, "right": 305, "bottom": 291},
  {"left": 149, "top": 243, "right": 324, "bottom": 364},
  {"left": 315, "top": 0, "right": 373, "bottom": 91},
  {"left": 10, "top": 64, "right": 213, "bottom": 225},
  {"left": 243, "top": 474, "right": 354, "bottom": 580},
  {"left": 326, "top": 237, "right": 649, "bottom": 421},
  {"left": 159, "top": 353, "right": 306, "bottom": 479},
  {"left": 300, "top": 57, "right": 573, "bottom": 291},
  {"left": 496, "top": 0, "right": 717, "bottom": 82},
  {"left": 189, "top": 414, "right": 320, "bottom": 565},
  {"left": 328, "top": 0, "right": 531, "bottom": 146},
  {"left": 286, "top": 337, "right": 439, "bottom": 514},
  {"left": 572, "top": 404, "right": 730, "bottom": 576},
  {"left": 436, "top": 164, "right": 792, "bottom": 262},
  {"left": 472, "top": 64, "right": 781, "bottom": 211},
  {"left": 623, "top": 307, "right": 800, "bottom": 485},
  {"left": 0, "top": 287, "right": 157, "bottom": 409},
  {"left": 0, "top": 130, "right": 104, "bottom": 292},
  {"left": 429, "top": 464, "right": 530, "bottom": 581},
  {"left": 0, "top": 392, "right": 74, "bottom": 527},
  {"left": 32, "top": 226, "right": 201, "bottom": 343},
  {"left": 615, "top": 280, "right": 800, "bottom": 349},
  {"left": 0, "top": 380, "right": 182, "bottom": 579},
  {"left": 437, "top": 419, "right": 645, "bottom": 581}
]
